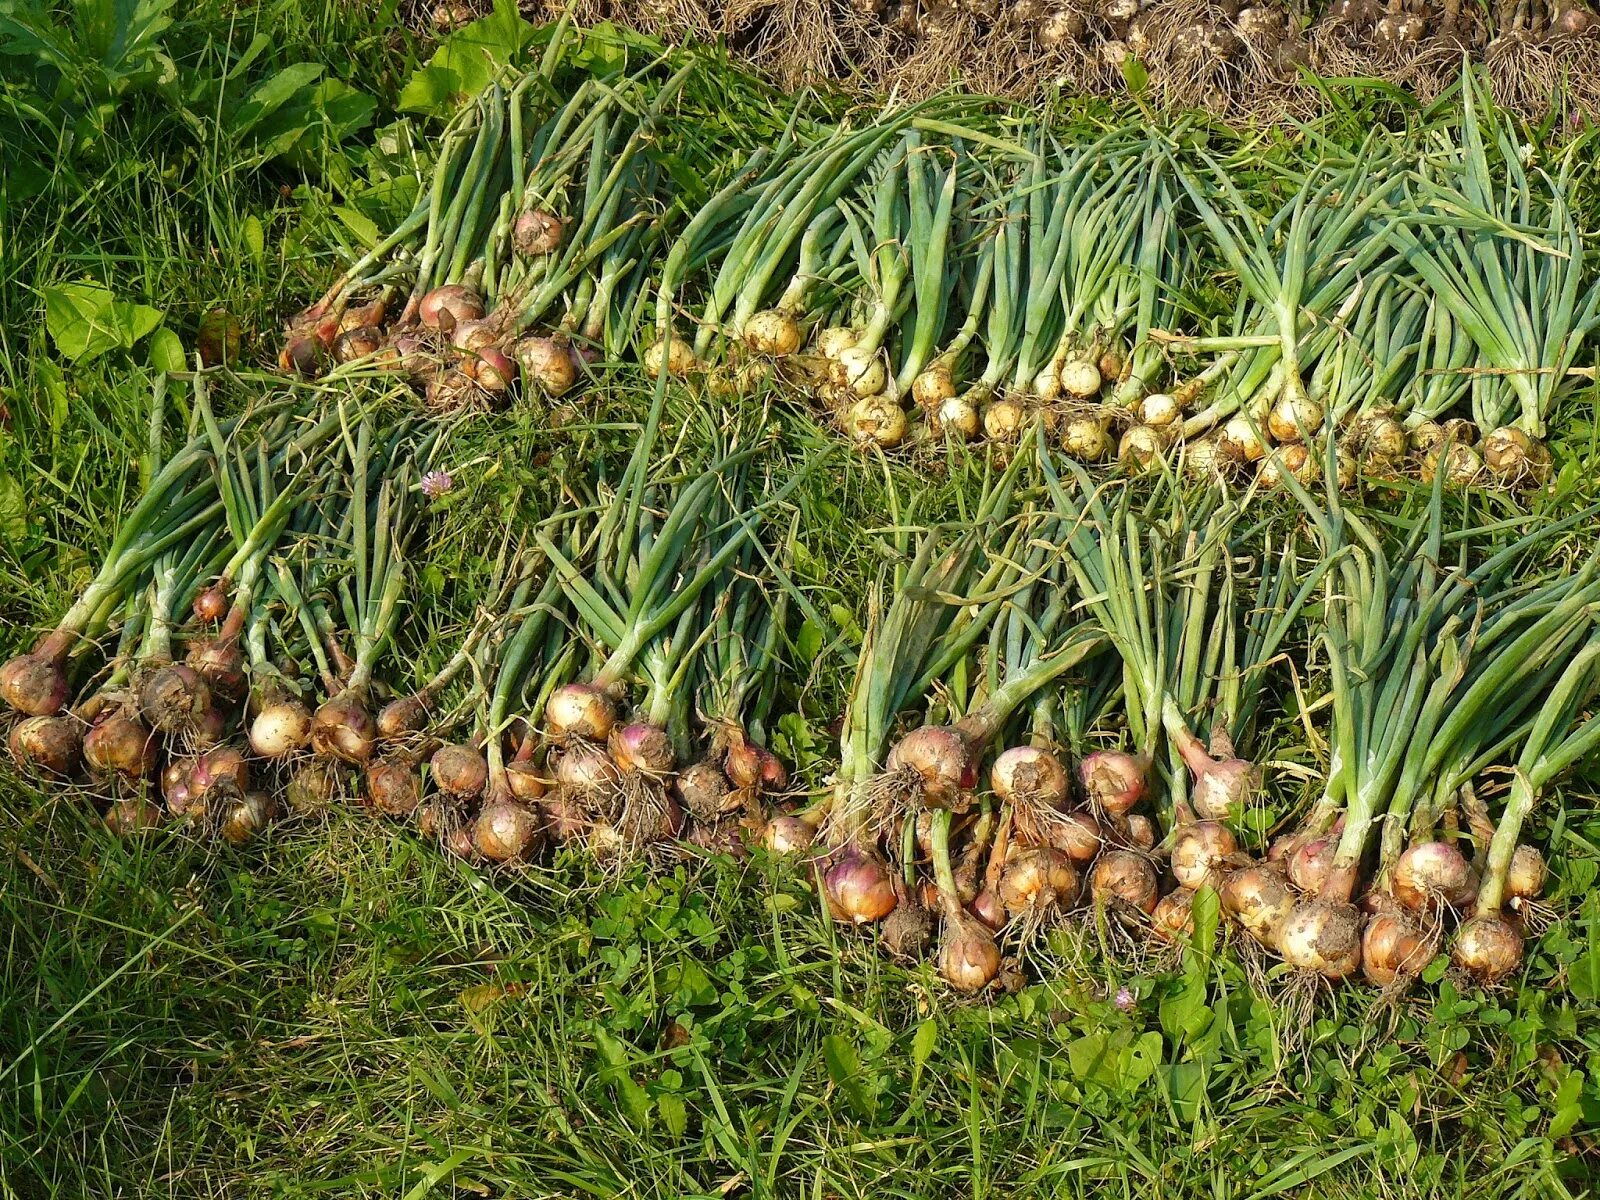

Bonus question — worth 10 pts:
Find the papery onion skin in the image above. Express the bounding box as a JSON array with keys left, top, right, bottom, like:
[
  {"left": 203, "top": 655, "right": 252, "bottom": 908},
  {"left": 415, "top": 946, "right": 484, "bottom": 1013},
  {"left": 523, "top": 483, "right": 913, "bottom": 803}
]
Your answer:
[
  {"left": 1152, "top": 888, "right": 1197, "bottom": 943},
  {"left": 998, "top": 847, "right": 1079, "bottom": 916},
  {"left": 366, "top": 758, "right": 421, "bottom": 817},
  {"left": 250, "top": 697, "right": 313, "bottom": 759},
  {"left": 505, "top": 760, "right": 547, "bottom": 803},
  {"left": 1361, "top": 909, "right": 1438, "bottom": 988},
  {"left": 764, "top": 815, "right": 816, "bottom": 854},
  {"left": 220, "top": 791, "right": 275, "bottom": 845},
  {"left": 1044, "top": 810, "right": 1102, "bottom": 866},
  {"left": 1451, "top": 915, "right": 1523, "bottom": 983},
  {"left": 609, "top": 723, "right": 675, "bottom": 775},
  {"left": 311, "top": 693, "right": 377, "bottom": 764},
  {"left": 1189, "top": 757, "right": 1260, "bottom": 822},
  {"left": 83, "top": 709, "right": 158, "bottom": 779},
  {"left": 970, "top": 888, "right": 1007, "bottom": 932},
  {"left": 1125, "top": 813, "right": 1156, "bottom": 850},
  {"left": 1506, "top": 845, "right": 1547, "bottom": 900},
  {"left": 0, "top": 651, "right": 71, "bottom": 717},
  {"left": 418, "top": 285, "right": 485, "bottom": 332},
  {"left": 989, "top": 745, "right": 1071, "bottom": 811},
  {"left": 821, "top": 845, "right": 898, "bottom": 924}
]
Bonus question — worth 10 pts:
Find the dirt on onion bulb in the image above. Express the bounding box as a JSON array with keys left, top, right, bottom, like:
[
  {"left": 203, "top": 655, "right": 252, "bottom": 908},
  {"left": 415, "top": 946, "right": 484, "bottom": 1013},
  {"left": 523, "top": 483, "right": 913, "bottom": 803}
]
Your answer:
[
  {"left": 1392, "top": 841, "right": 1473, "bottom": 914},
  {"left": 474, "top": 799, "right": 543, "bottom": 862},
  {"left": 609, "top": 723, "right": 675, "bottom": 775},
  {"left": 554, "top": 741, "right": 622, "bottom": 796},
  {"left": 1451, "top": 915, "right": 1523, "bottom": 983},
  {"left": 998, "top": 846, "right": 1078, "bottom": 917},
  {"left": 1170, "top": 821, "right": 1237, "bottom": 890},
  {"left": 544, "top": 683, "right": 617, "bottom": 743},
  {"left": 249, "top": 694, "right": 313, "bottom": 759},
  {"left": 431, "top": 743, "right": 488, "bottom": 800},
  {"left": 764, "top": 814, "right": 816, "bottom": 854},
  {"left": 1078, "top": 750, "right": 1146, "bottom": 815},
  {"left": 1219, "top": 865, "right": 1294, "bottom": 948},
  {"left": 311, "top": 691, "right": 378, "bottom": 764},
  {"left": 989, "top": 745, "right": 1071, "bottom": 812},
  {"left": 1044, "top": 810, "right": 1102, "bottom": 866},
  {"left": 83, "top": 708, "right": 158, "bottom": 778},
  {"left": 1277, "top": 899, "right": 1363, "bottom": 979},
  {"left": 366, "top": 757, "right": 421, "bottom": 817},
  {"left": 105, "top": 797, "right": 164, "bottom": 835},
  {"left": 515, "top": 336, "right": 579, "bottom": 397},
  {"left": 513, "top": 209, "right": 564, "bottom": 256},
  {"left": 881, "top": 894, "right": 935, "bottom": 960},
  {"left": 1361, "top": 909, "right": 1438, "bottom": 988},
  {"left": 286, "top": 761, "right": 344, "bottom": 814},
  {"left": 743, "top": 310, "right": 803, "bottom": 357},
  {"left": 1152, "top": 888, "right": 1197, "bottom": 943},
  {"left": 844, "top": 395, "right": 907, "bottom": 448},
  {"left": 138, "top": 663, "right": 212, "bottom": 736},
  {"left": 677, "top": 760, "right": 732, "bottom": 821},
  {"left": 725, "top": 740, "right": 787, "bottom": 793},
  {"left": 939, "top": 911, "right": 1002, "bottom": 994},
  {"left": 643, "top": 334, "right": 697, "bottom": 378},
  {"left": 887, "top": 725, "right": 978, "bottom": 809}
]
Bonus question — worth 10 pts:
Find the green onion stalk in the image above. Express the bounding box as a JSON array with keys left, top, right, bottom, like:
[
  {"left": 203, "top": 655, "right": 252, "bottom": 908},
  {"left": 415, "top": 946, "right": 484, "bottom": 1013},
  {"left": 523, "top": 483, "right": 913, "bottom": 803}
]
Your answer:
[
  {"left": 2, "top": 397, "right": 223, "bottom": 721},
  {"left": 308, "top": 418, "right": 435, "bottom": 766},
  {"left": 1383, "top": 78, "right": 1598, "bottom": 486},
  {"left": 1452, "top": 637, "right": 1600, "bottom": 982},
  {"left": 916, "top": 227, "right": 995, "bottom": 441},
  {"left": 810, "top": 456, "right": 1025, "bottom": 925},
  {"left": 1103, "top": 169, "right": 1190, "bottom": 423}
]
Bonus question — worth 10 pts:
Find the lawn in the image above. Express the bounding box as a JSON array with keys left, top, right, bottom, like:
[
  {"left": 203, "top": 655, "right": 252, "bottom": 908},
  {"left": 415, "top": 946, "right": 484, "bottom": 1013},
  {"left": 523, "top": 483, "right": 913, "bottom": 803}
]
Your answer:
[{"left": 4, "top": 3, "right": 1600, "bottom": 1198}]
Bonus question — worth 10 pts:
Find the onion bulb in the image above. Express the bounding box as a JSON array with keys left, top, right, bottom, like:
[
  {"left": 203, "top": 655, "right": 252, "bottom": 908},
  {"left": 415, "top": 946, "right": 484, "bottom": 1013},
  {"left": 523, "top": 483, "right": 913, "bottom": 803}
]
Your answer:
[
  {"left": 725, "top": 740, "right": 787, "bottom": 793},
  {"left": 1059, "top": 358, "right": 1102, "bottom": 398},
  {"left": 1126, "top": 813, "right": 1156, "bottom": 849},
  {"left": 887, "top": 725, "right": 977, "bottom": 808},
  {"left": 286, "top": 760, "right": 344, "bottom": 814},
  {"left": 1220, "top": 415, "right": 1268, "bottom": 463},
  {"left": 418, "top": 285, "right": 485, "bottom": 333},
  {"left": 881, "top": 896, "right": 935, "bottom": 960},
  {"left": 643, "top": 334, "right": 697, "bottom": 378},
  {"left": 1061, "top": 414, "right": 1111, "bottom": 462},
  {"left": 1392, "top": 841, "right": 1473, "bottom": 913},
  {"left": 970, "top": 888, "right": 1006, "bottom": 932},
  {"left": 474, "top": 799, "right": 543, "bottom": 862},
  {"left": 939, "top": 911, "right": 1002, "bottom": 993},
  {"left": 764, "top": 815, "right": 816, "bottom": 854},
  {"left": 1277, "top": 900, "right": 1363, "bottom": 979},
  {"left": 505, "top": 759, "right": 547, "bottom": 803},
  {"left": 1361, "top": 909, "right": 1437, "bottom": 987},
  {"left": 1044, "top": 810, "right": 1102, "bottom": 866},
  {"left": 743, "top": 310, "right": 803, "bottom": 357},
  {"left": 816, "top": 327, "right": 858, "bottom": 360},
  {"left": 1152, "top": 888, "right": 1197, "bottom": 943},
  {"left": 83, "top": 709, "right": 157, "bottom": 778},
  {"left": 1506, "top": 845, "right": 1547, "bottom": 900},
  {"left": 931, "top": 393, "right": 980, "bottom": 441},
  {"left": 545, "top": 683, "right": 617, "bottom": 743},
  {"left": 311, "top": 692, "right": 377, "bottom": 764},
  {"left": 555, "top": 742, "right": 621, "bottom": 795},
  {"left": 1138, "top": 392, "right": 1181, "bottom": 429},
  {"left": 366, "top": 758, "right": 421, "bottom": 817},
  {"left": 1267, "top": 392, "right": 1325, "bottom": 443},
  {"left": 249, "top": 695, "right": 313, "bottom": 759},
  {"left": 513, "top": 209, "right": 564, "bottom": 255},
  {"left": 515, "top": 336, "right": 579, "bottom": 397},
  {"left": 1090, "top": 850, "right": 1160, "bottom": 913},
  {"left": 990, "top": 745, "right": 1071, "bottom": 811},
  {"left": 913, "top": 366, "right": 957, "bottom": 407},
  {"left": 1119, "top": 425, "right": 1164, "bottom": 468},
  {"left": 138, "top": 663, "right": 212, "bottom": 735},
  {"left": 982, "top": 397, "right": 1027, "bottom": 443},
  {"left": 677, "top": 760, "right": 732, "bottom": 821},
  {"left": 1451, "top": 915, "right": 1523, "bottom": 983},
  {"left": 609, "top": 723, "right": 675, "bottom": 775},
  {"left": 831, "top": 347, "right": 885, "bottom": 396},
  {"left": 105, "top": 798, "right": 164, "bottom": 835},
  {"left": 1078, "top": 750, "right": 1145, "bottom": 816},
  {"left": 821, "top": 845, "right": 898, "bottom": 924},
  {"left": 8, "top": 714, "right": 81, "bottom": 776},
  {"left": 219, "top": 790, "right": 275, "bottom": 845},
  {"left": 1170, "top": 820, "right": 1237, "bottom": 890},
  {"left": 1219, "top": 866, "right": 1294, "bottom": 948},
  {"left": 1287, "top": 832, "right": 1337, "bottom": 894},
  {"left": 844, "top": 395, "right": 908, "bottom": 448},
  {"left": 998, "top": 846, "right": 1078, "bottom": 916}
]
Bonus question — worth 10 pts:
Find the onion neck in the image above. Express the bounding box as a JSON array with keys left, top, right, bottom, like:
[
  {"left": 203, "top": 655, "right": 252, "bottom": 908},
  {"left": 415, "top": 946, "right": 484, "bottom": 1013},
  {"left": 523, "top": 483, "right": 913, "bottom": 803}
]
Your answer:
[{"left": 929, "top": 808, "right": 962, "bottom": 922}]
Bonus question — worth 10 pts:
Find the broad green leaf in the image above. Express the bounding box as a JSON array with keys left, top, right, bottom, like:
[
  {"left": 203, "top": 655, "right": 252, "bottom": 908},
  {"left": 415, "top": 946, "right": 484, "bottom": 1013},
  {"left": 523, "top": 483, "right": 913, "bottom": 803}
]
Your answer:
[
  {"left": 398, "top": 0, "right": 535, "bottom": 114},
  {"left": 333, "top": 205, "right": 382, "bottom": 249},
  {"left": 592, "top": 1028, "right": 651, "bottom": 1124},
  {"left": 230, "top": 63, "right": 323, "bottom": 137},
  {"left": 656, "top": 1092, "right": 687, "bottom": 1138},
  {"left": 42, "top": 282, "right": 163, "bottom": 363},
  {"left": 822, "top": 1034, "right": 876, "bottom": 1120},
  {"left": 146, "top": 326, "right": 184, "bottom": 372},
  {"left": 242, "top": 215, "right": 265, "bottom": 264}
]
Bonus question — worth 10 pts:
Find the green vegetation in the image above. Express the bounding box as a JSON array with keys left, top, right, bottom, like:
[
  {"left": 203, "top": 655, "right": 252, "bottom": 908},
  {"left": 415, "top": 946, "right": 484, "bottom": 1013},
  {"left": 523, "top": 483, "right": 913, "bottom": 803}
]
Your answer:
[{"left": 5, "top": 4, "right": 1600, "bottom": 1198}]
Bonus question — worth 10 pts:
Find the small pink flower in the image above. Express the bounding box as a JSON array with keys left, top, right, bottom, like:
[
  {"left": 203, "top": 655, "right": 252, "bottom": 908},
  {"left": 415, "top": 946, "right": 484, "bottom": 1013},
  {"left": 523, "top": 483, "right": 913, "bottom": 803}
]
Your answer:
[
  {"left": 1114, "top": 986, "right": 1135, "bottom": 1012},
  {"left": 421, "top": 471, "right": 454, "bottom": 499}
]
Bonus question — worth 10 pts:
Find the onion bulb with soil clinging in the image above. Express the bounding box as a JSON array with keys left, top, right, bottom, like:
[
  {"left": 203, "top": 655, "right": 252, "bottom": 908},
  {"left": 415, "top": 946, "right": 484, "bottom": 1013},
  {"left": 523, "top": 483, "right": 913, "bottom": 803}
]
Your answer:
[
  {"left": 106, "top": 798, "right": 164, "bottom": 835},
  {"left": 1090, "top": 849, "right": 1159, "bottom": 913},
  {"left": 1061, "top": 415, "right": 1111, "bottom": 462},
  {"left": 138, "top": 663, "right": 211, "bottom": 735},
  {"left": 9, "top": 715, "right": 81, "bottom": 776},
  {"left": 1506, "top": 846, "right": 1547, "bottom": 899},
  {"left": 1119, "top": 425, "right": 1164, "bottom": 468},
  {"left": 1045, "top": 810, "right": 1102, "bottom": 866},
  {"left": 1452, "top": 914, "right": 1523, "bottom": 982},
  {"left": 1220, "top": 415, "right": 1268, "bottom": 462},
  {"left": 887, "top": 725, "right": 977, "bottom": 809},
  {"left": 1138, "top": 392, "right": 1181, "bottom": 430},
  {"left": 513, "top": 209, "right": 564, "bottom": 255},
  {"left": 505, "top": 759, "right": 546, "bottom": 803},
  {"left": 677, "top": 760, "right": 732, "bottom": 821},
  {"left": 430, "top": 743, "right": 488, "bottom": 800},
  {"left": 474, "top": 800, "right": 543, "bottom": 862},
  {"left": 376, "top": 694, "right": 431, "bottom": 742},
  {"left": 743, "top": 310, "right": 803, "bottom": 357},
  {"left": 1059, "top": 359, "right": 1101, "bottom": 398},
  {"left": 515, "top": 336, "right": 578, "bottom": 397},
  {"left": 1170, "top": 821, "right": 1237, "bottom": 890},
  {"left": 939, "top": 911, "right": 1002, "bottom": 993},
  {"left": 1267, "top": 392, "right": 1324, "bottom": 443},
  {"left": 881, "top": 896, "right": 935, "bottom": 960},
  {"left": 643, "top": 334, "right": 697, "bottom": 378},
  {"left": 821, "top": 845, "right": 898, "bottom": 924},
  {"left": 220, "top": 791, "right": 275, "bottom": 845},
  {"left": 286, "top": 761, "right": 343, "bottom": 814},
  {"left": 913, "top": 367, "right": 956, "bottom": 407},
  {"left": 609, "top": 723, "right": 674, "bottom": 775},
  {"left": 555, "top": 741, "right": 622, "bottom": 794},
  {"left": 817, "top": 327, "right": 857, "bottom": 360},
  {"left": 982, "top": 397, "right": 1026, "bottom": 442},
  {"left": 844, "top": 395, "right": 907, "bottom": 448},
  {"left": 545, "top": 683, "right": 617, "bottom": 743},
  {"left": 989, "top": 745, "right": 1071, "bottom": 812},
  {"left": 366, "top": 758, "right": 421, "bottom": 817},
  {"left": 1220, "top": 866, "right": 1294, "bottom": 948},
  {"left": 932, "top": 394, "right": 981, "bottom": 441},
  {"left": 1277, "top": 900, "right": 1363, "bottom": 979}
]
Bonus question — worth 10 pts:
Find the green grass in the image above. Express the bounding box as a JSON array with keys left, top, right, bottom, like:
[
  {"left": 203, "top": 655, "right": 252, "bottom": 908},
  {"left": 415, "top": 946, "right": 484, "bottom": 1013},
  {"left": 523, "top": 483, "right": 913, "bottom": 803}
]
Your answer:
[{"left": 5, "top": 4, "right": 1600, "bottom": 1198}]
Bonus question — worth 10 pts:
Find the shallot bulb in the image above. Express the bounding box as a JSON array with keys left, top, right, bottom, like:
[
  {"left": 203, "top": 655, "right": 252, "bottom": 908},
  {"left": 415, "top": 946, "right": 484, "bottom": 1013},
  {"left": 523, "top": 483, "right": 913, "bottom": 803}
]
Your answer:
[
  {"left": 989, "top": 745, "right": 1071, "bottom": 811},
  {"left": 1152, "top": 888, "right": 1197, "bottom": 943},
  {"left": 311, "top": 692, "right": 377, "bottom": 764},
  {"left": 982, "top": 397, "right": 1025, "bottom": 443},
  {"left": 844, "top": 395, "right": 907, "bottom": 448},
  {"left": 82, "top": 709, "right": 158, "bottom": 778},
  {"left": 886, "top": 725, "right": 977, "bottom": 809},
  {"left": 418, "top": 285, "right": 485, "bottom": 333},
  {"left": 365, "top": 758, "right": 421, "bottom": 817},
  {"left": 821, "top": 845, "right": 898, "bottom": 924},
  {"left": 286, "top": 760, "right": 344, "bottom": 814},
  {"left": 763, "top": 815, "right": 816, "bottom": 854},
  {"left": 474, "top": 800, "right": 543, "bottom": 862},
  {"left": 1079, "top": 750, "right": 1146, "bottom": 815}
]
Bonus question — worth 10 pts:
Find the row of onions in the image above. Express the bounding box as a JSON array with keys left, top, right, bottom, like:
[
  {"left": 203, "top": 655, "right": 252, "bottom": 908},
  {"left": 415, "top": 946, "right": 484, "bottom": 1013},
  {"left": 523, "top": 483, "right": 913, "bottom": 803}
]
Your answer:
[
  {"left": 287, "top": 57, "right": 1596, "bottom": 495},
  {"left": 6, "top": 367, "right": 1597, "bottom": 997}
]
